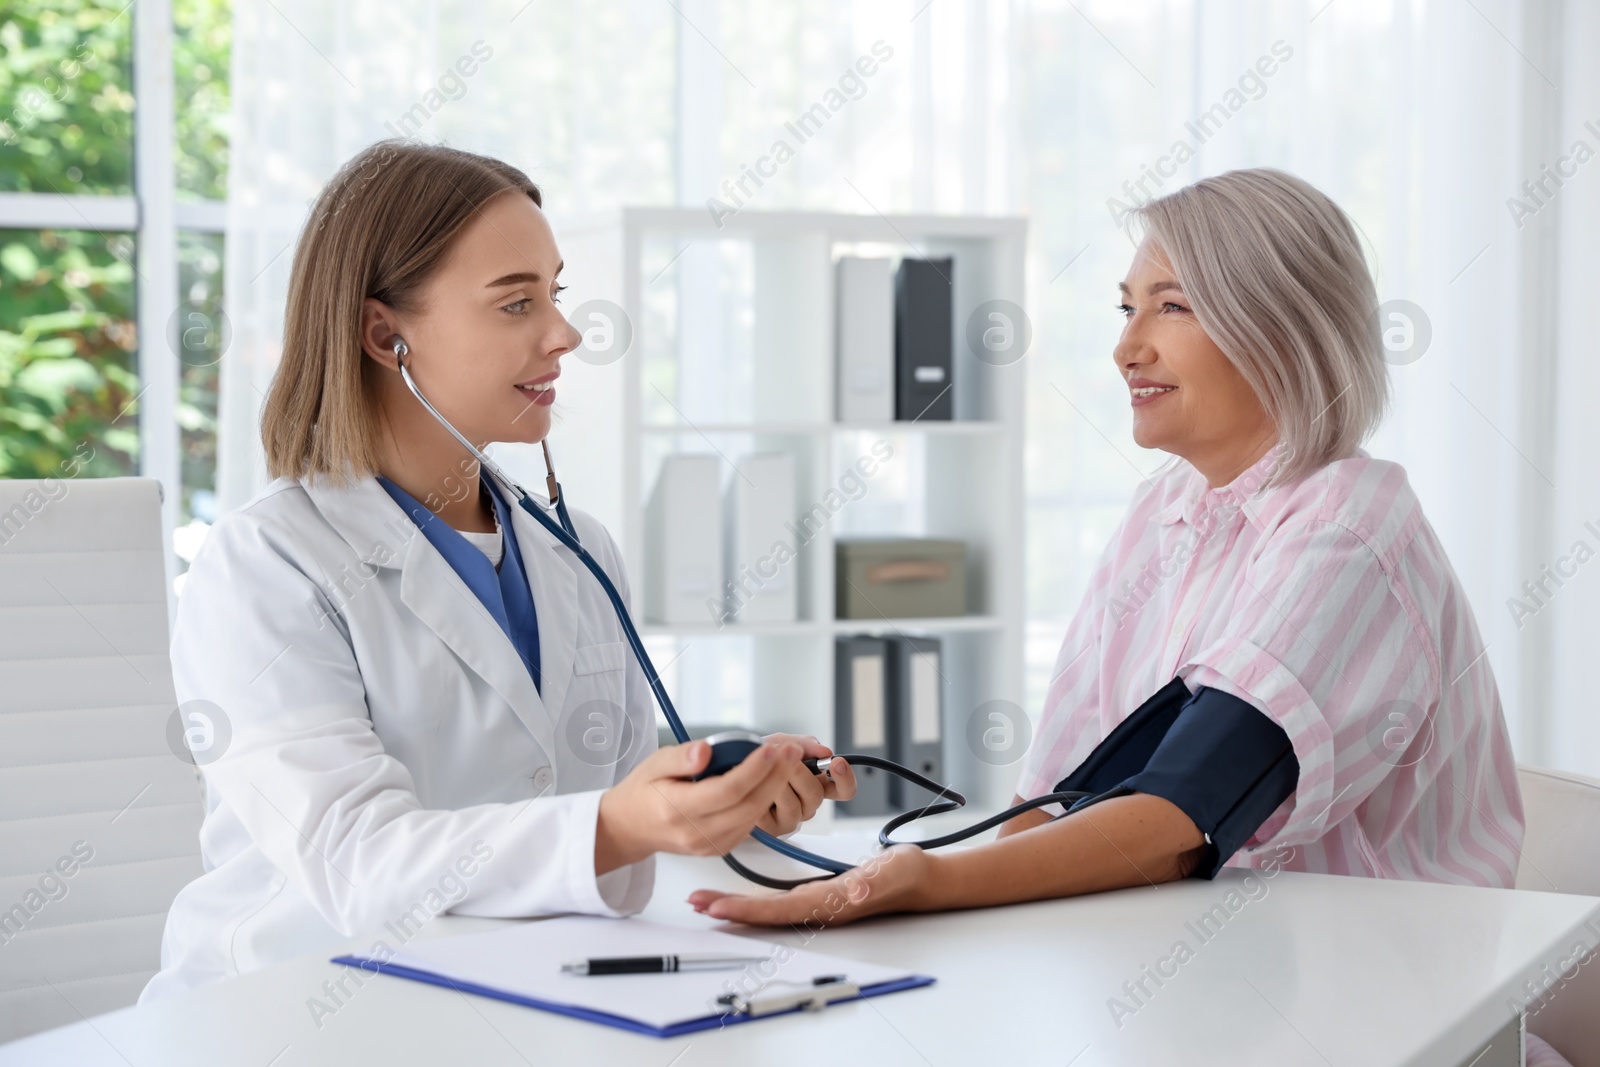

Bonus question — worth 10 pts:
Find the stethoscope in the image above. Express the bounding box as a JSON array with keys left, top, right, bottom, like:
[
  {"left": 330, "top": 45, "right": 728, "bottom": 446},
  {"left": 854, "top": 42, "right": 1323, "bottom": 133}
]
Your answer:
[{"left": 394, "top": 339, "right": 1112, "bottom": 890}]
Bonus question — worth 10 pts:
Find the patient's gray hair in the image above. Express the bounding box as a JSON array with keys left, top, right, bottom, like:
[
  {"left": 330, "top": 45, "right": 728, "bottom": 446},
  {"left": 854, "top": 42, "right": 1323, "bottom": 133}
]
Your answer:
[{"left": 1133, "top": 168, "right": 1387, "bottom": 487}]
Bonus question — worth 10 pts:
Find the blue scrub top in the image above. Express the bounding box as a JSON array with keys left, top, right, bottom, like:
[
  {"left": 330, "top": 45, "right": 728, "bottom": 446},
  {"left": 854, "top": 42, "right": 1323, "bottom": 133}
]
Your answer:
[{"left": 377, "top": 474, "right": 542, "bottom": 695}]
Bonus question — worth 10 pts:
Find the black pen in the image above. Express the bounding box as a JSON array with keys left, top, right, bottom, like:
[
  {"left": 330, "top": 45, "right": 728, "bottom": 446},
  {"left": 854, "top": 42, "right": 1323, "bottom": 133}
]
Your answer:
[{"left": 560, "top": 954, "right": 769, "bottom": 976}]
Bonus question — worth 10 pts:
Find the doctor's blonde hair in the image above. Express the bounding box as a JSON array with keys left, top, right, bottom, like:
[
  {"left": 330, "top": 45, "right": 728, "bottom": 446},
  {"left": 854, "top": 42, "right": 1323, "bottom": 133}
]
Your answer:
[
  {"left": 262, "top": 141, "right": 541, "bottom": 482},
  {"left": 1131, "top": 168, "right": 1388, "bottom": 488}
]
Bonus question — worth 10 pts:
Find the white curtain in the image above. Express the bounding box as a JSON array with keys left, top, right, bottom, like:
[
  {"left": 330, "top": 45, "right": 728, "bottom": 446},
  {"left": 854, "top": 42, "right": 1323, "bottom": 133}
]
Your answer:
[
  {"left": 1548, "top": 2, "right": 1600, "bottom": 776},
  {"left": 219, "top": 0, "right": 676, "bottom": 508},
  {"left": 222, "top": 0, "right": 1595, "bottom": 775}
]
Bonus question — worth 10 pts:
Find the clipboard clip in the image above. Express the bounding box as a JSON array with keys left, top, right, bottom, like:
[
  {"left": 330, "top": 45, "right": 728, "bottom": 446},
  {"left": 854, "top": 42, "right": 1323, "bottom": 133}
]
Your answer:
[{"left": 716, "top": 977, "right": 860, "bottom": 1017}]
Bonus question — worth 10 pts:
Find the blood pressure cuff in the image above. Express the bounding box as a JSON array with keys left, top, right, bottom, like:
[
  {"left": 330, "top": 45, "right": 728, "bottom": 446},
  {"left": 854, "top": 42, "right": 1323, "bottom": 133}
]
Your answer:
[{"left": 1051, "top": 678, "right": 1299, "bottom": 879}]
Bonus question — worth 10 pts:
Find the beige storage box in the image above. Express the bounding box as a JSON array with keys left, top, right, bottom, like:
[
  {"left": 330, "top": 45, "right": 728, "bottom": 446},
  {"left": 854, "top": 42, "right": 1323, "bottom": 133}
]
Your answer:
[{"left": 835, "top": 538, "right": 968, "bottom": 619}]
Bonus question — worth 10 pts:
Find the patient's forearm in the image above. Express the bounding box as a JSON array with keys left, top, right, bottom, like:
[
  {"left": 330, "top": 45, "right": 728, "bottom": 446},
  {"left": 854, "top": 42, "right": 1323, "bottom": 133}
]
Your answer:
[
  {"left": 918, "top": 793, "right": 1206, "bottom": 910},
  {"left": 995, "top": 797, "right": 1051, "bottom": 838}
]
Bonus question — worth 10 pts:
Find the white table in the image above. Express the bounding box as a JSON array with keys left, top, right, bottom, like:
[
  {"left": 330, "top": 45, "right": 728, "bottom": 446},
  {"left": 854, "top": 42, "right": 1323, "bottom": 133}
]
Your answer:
[{"left": 3, "top": 840, "right": 1594, "bottom": 1067}]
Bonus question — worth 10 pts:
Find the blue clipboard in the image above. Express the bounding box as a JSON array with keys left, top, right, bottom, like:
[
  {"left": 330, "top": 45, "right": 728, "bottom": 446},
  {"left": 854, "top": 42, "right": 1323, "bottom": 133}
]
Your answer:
[{"left": 331, "top": 953, "right": 935, "bottom": 1038}]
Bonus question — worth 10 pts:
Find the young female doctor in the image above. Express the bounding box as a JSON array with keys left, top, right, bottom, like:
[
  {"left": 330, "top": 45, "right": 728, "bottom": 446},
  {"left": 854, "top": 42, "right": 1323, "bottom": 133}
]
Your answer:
[{"left": 141, "top": 141, "right": 855, "bottom": 999}]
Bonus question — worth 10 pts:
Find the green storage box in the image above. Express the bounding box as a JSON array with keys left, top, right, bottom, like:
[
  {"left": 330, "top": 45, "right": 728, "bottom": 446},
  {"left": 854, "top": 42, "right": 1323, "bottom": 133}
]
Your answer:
[{"left": 835, "top": 538, "right": 968, "bottom": 619}]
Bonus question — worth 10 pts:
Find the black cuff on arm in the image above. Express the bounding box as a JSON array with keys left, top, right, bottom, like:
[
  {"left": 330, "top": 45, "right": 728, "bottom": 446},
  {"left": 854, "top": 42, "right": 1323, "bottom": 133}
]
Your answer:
[
  {"left": 1119, "top": 687, "right": 1300, "bottom": 879},
  {"left": 1049, "top": 676, "right": 1196, "bottom": 797}
]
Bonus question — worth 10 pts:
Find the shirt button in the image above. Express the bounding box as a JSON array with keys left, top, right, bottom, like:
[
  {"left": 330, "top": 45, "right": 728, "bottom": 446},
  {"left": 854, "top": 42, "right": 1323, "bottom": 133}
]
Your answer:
[{"left": 531, "top": 766, "right": 554, "bottom": 792}]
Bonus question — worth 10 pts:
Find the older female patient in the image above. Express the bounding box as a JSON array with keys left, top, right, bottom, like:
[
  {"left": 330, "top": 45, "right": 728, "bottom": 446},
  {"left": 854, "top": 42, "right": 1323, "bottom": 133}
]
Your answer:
[{"left": 692, "top": 167, "right": 1561, "bottom": 1061}]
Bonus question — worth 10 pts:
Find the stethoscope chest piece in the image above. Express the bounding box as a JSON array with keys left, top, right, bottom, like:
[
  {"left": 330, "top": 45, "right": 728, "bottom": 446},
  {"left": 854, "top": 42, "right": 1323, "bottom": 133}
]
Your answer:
[{"left": 693, "top": 730, "right": 766, "bottom": 781}]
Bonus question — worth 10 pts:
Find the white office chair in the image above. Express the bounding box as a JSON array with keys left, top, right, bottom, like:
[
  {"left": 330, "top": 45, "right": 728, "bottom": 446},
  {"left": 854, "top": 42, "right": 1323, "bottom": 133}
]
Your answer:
[
  {"left": 0, "top": 478, "right": 203, "bottom": 1044},
  {"left": 1515, "top": 764, "right": 1600, "bottom": 1067}
]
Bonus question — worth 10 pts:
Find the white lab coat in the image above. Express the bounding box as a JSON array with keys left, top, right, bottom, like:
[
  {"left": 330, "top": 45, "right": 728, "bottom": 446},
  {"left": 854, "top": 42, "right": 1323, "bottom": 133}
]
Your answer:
[{"left": 141, "top": 473, "right": 658, "bottom": 1000}]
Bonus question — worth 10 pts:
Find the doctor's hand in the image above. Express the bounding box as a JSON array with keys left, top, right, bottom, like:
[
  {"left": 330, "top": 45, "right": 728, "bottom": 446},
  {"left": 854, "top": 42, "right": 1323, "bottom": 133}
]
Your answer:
[
  {"left": 594, "top": 739, "right": 804, "bottom": 873},
  {"left": 688, "top": 843, "right": 933, "bottom": 928},
  {"left": 755, "top": 733, "right": 857, "bottom": 837}
]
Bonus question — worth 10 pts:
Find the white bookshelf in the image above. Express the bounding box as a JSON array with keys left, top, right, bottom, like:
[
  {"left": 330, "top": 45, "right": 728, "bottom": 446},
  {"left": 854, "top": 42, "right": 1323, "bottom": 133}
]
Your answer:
[{"left": 496, "top": 207, "right": 1028, "bottom": 809}]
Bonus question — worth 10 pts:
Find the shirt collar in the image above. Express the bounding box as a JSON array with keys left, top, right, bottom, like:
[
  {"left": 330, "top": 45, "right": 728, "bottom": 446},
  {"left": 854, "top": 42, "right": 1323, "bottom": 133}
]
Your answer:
[
  {"left": 375, "top": 473, "right": 523, "bottom": 567},
  {"left": 1154, "top": 444, "right": 1287, "bottom": 532}
]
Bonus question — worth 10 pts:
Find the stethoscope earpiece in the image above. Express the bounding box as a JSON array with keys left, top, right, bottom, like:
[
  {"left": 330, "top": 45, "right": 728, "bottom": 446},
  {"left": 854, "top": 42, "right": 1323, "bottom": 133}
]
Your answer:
[{"left": 392, "top": 338, "right": 409, "bottom": 360}]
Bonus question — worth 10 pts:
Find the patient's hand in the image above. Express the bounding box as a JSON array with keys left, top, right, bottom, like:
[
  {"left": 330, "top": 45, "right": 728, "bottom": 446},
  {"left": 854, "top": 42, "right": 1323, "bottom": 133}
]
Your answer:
[
  {"left": 693, "top": 792, "right": 1206, "bottom": 924},
  {"left": 688, "top": 843, "right": 931, "bottom": 928}
]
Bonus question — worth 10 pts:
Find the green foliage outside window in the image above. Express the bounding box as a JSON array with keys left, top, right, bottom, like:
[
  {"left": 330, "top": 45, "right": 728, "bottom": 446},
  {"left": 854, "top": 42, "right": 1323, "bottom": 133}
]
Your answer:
[
  {"left": 174, "top": 0, "right": 230, "bottom": 203},
  {"left": 0, "top": 0, "right": 231, "bottom": 519},
  {"left": 177, "top": 230, "right": 223, "bottom": 521},
  {"left": 0, "top": 1, "right": 134, "bottom": 194},
  {"left": 0, "top": 228, "right": 138, "bottom": 478}
]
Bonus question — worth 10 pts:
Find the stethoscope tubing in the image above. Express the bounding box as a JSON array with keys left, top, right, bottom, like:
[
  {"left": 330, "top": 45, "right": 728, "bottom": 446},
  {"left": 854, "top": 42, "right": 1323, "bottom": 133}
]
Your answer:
[
  {"left": 504, "top": 481, "right": 859, "bottom": 881},
  {"left": 508, "top": 481, "right": 1116, "bottom": 888},
  {"left": 396, "top": 354, "right": 1109, "bottom": 890}
]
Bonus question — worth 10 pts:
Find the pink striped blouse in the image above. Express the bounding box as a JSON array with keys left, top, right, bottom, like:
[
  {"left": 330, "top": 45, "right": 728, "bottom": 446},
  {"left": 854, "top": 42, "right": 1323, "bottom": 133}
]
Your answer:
[{"left": 1016, "top": 446, "right": 1525, "bottom": 885}]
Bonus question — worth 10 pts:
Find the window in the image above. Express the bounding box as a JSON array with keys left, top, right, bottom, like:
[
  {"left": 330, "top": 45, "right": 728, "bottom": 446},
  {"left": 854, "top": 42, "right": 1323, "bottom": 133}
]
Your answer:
[{"left": 0, "top": 0, "right": 232, "bottom": 593}]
